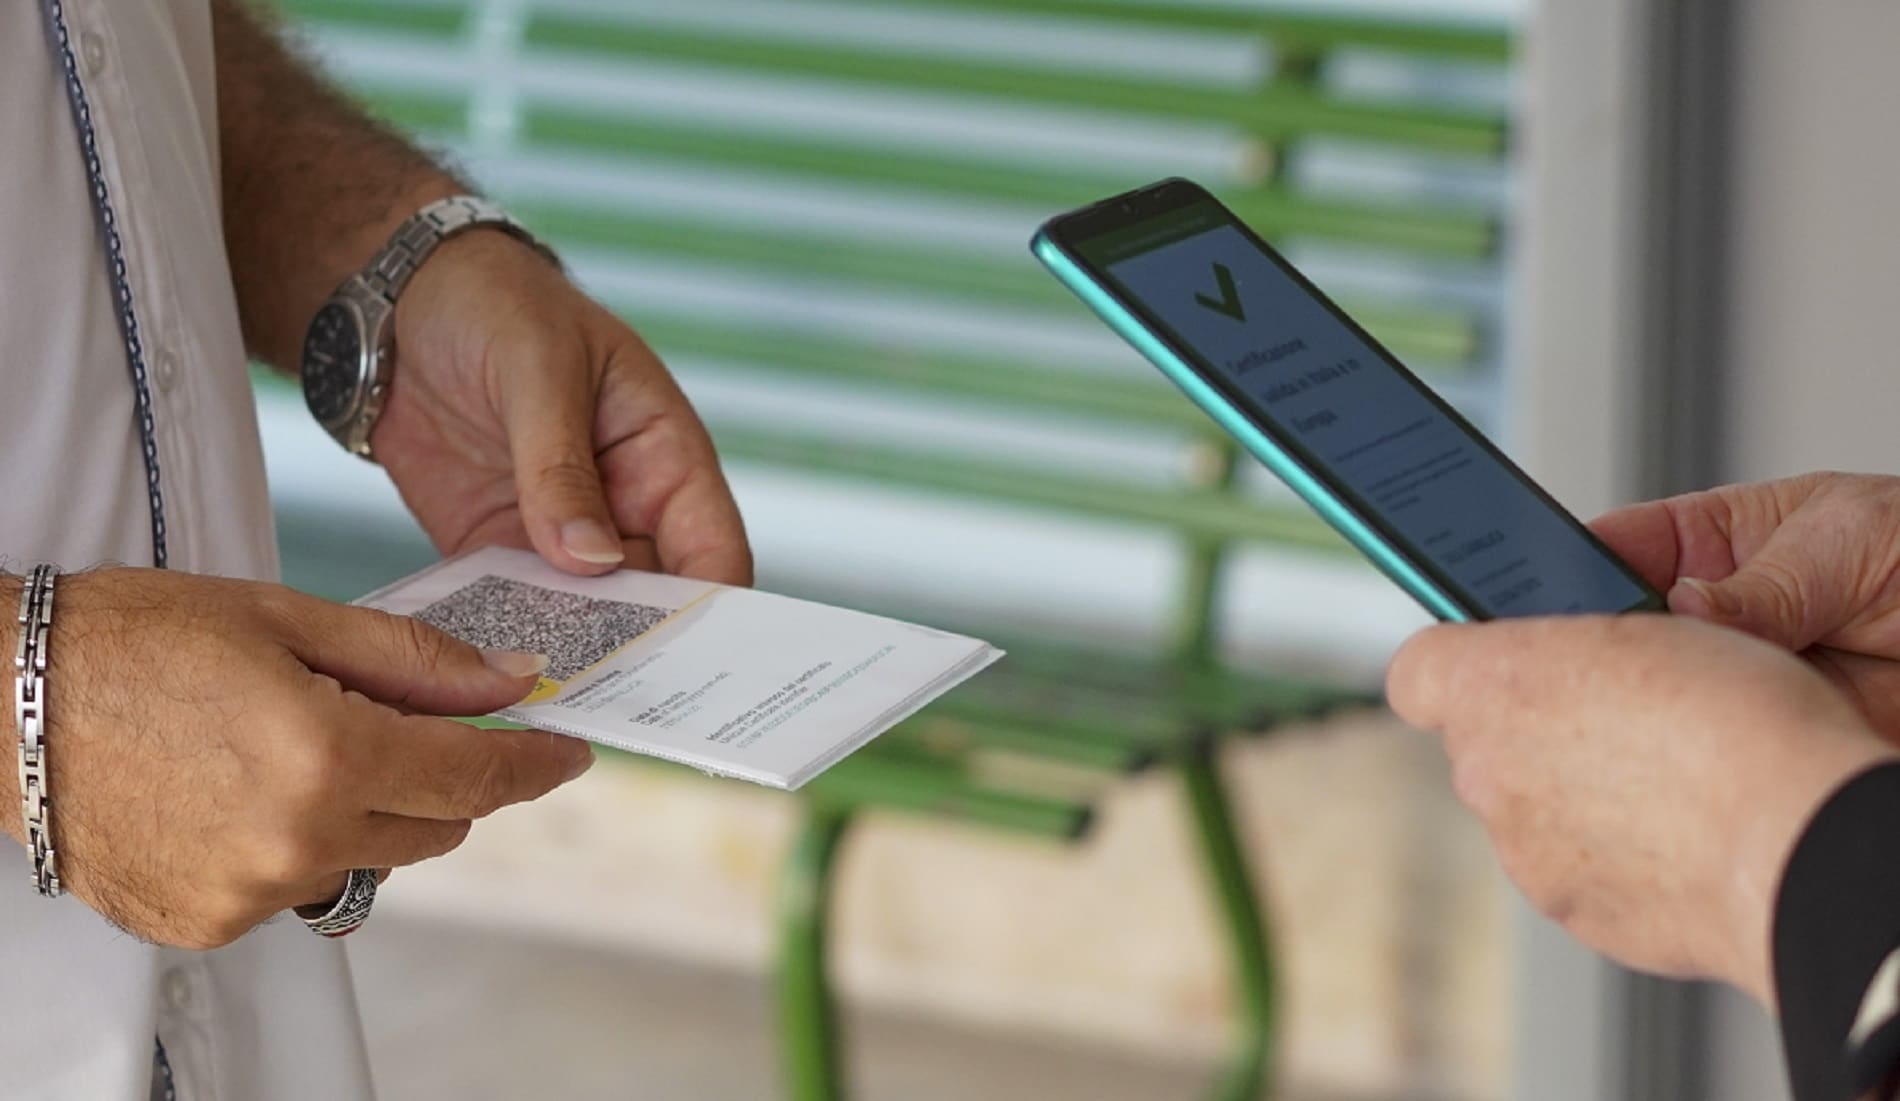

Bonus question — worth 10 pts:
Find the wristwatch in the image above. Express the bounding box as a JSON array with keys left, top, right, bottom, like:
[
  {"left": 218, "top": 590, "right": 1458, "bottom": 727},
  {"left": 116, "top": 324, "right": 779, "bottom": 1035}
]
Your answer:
[{"left": 299, "top": 195, "right": 557, "bottom": 460}]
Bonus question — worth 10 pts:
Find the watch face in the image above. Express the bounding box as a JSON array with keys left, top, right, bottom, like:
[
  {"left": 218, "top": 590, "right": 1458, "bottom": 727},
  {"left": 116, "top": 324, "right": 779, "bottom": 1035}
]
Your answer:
[{"left": 302, "top": 301, "right": 365, "bottom": 425}]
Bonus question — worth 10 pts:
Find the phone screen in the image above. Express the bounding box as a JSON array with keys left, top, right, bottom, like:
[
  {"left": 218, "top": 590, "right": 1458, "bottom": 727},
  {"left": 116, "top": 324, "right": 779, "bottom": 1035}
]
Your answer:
[{"left": 1069, "top": 196, "right": 1653, "bottom": 618}]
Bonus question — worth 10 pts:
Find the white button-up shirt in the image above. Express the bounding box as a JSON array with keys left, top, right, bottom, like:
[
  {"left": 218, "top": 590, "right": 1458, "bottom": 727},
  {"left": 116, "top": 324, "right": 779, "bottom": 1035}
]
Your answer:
[{"left": 2, "top": 1, "right": 373, "bottom": 1097}]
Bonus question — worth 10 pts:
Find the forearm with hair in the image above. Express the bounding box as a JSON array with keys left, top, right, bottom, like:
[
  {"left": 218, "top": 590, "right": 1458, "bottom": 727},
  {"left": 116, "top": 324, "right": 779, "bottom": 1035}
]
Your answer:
[{"left": 212, "top": 0, "right": 466, "bottom": 371}]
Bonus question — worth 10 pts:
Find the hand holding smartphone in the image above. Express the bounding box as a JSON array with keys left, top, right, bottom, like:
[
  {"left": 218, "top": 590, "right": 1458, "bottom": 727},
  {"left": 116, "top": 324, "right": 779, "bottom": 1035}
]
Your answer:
[{"left": 1033, "top": 178, "right": 1660, "bottom": 622}]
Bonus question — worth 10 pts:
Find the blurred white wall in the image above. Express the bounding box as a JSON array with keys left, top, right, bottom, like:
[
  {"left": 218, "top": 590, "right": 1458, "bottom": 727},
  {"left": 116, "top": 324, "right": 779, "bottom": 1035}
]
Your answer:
[
  {"left": 1516, "top": 0, "right": 1900, "bottom": 1096},
  {"left": 1703, "top": 3, "right": 1900, "bottom": 1099},
  {"left": 1717, "top": 0, "right": 1900, "bottom": 485}
]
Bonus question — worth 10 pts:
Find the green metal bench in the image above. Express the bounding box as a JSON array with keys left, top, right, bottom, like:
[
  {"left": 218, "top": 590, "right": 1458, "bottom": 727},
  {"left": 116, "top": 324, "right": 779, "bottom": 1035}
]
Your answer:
[{"left": 272, "top": 2, "right": 1513, "bottom": 1097}]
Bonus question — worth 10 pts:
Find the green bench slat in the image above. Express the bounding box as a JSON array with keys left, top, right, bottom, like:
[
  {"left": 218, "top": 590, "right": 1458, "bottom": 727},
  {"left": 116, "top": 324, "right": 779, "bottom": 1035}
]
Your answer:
[
  {"left": 979, "top": 641, "right": 1382, "bottom": 729},
  {"left": 279, "top": 0, "right": 462, "bottom": 36},
  {"left": 519, "top": 107, "right": 1500, "bottom": 261},
  {"left": 806, "top": 755, "right": 1092, "bottom": 838},
  {"left": 712, "top": 427, "right": 1348, "bottom": 551},
  {"left": 638, "top": 318, "right": 1214, "bottom": 432},
  {"left": 359, "top": 89, "right": 467, "bottom": 134},
  {"left": 962, "top": 661, "right": 1339, "bottom": 734},
  {"left": 913, "top": 701, "right": 1167, "bottom": 765},
  {"left": 516, "top": 201, "right": 1060, "bottom": 306},
  {"left": 521, "top": 18, "right": 1508, "bottom": 158},
  {"left": 864, "top": 0, "right": 1514, "bottom": 61},
  {"left": 929, "top": 667, "right": 1197, "bottom": 735},
  {"left": 523, "top": 202, "right": 1482, "bottom": 366},
  {"left": 284, "top": 0, "right": 1512, "bottom": 66},
  {"left": 351, "top": 86, "right": 1499, "bottom": 262},
  {"left": 890, "top": 711, "right": 1157, "bottom": 773}
]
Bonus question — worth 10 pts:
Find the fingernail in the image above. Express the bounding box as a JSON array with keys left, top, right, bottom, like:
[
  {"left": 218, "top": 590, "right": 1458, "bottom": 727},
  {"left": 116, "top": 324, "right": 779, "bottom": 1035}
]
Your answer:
[
  {"left": 561, "top": 519, "right": 626, "bottom": 565},
  {"left": 482, "top": 649, "right": 550, "bottom": 678},
  {"left": 1669, "top": 578, "right": 1718, "bottom": 616},
  {"left": 563, "top": 744, "right": 596, "bottom": 782}
]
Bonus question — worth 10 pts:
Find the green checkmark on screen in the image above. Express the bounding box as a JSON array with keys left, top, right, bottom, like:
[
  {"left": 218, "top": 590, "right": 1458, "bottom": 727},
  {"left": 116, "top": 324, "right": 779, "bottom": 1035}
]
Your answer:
[{"left": 1193, "top": 262, "right": 1246, "bottom": 322}]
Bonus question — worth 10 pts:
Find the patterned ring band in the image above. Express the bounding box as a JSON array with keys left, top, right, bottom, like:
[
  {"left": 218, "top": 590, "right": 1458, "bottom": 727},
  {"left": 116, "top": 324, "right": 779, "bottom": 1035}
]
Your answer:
[{"left": 300, "top": 868, "right": 379, "bottom": 938}]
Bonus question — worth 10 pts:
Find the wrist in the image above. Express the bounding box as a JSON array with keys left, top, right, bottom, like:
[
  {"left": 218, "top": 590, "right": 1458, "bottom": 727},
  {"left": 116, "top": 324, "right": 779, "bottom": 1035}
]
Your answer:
[
  {"left": 276, "top": 176, "right": 466, "bottom": 369},
  {"left": 1728, "top": 726, "right": 1900, "bottom": 1007},
  {"left": 246, "top": 174, "right": 465, "bottom": 373},
  {"left": 304, "top": 196, "right": 560, "bottom": 460},
  {"left": 326, "top": 177, "right": 466, "bottom": 286},
  {"left": 392, "top": 225, "right": 561, "bottom": 332}
]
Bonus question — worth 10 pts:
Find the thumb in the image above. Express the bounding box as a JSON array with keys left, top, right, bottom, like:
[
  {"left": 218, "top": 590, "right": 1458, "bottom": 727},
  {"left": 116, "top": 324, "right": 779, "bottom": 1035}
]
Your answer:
[
  {"left": 1668, "top": 544, "right": 1833, "bottom": 651},
  {"left": 504, "top": 354, "right": 626, "bottom": 575},
  {"left": 282, "top": 597, "right": 549, "bottom": 716}
]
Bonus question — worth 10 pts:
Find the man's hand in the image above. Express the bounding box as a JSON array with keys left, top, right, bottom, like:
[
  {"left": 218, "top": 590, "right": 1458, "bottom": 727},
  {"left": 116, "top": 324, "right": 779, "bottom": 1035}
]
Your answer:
[
  {"left": 209, "top": 1, "right": 750, "bottom": 585},
  {"left": 1386, "top": 471, "right": 1900, "bottom": 1004},
  {"left": 1595, "top": 472, "right": 1900, "bottom": 735},
  {"left": 1387, "top": 614, "right": 1895, "bottom": 1005},
  {"left": 373, "top": 232, "right": 750, "bottom": 582},
  {"left": 0, "top": 570, "right": 594, "bottom": 950}
]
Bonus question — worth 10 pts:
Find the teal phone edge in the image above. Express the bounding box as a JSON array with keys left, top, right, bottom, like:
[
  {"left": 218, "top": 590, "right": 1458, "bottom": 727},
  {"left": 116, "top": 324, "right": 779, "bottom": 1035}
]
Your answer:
[{"left": 1030, "top": 229, "right": 1472, "bottom": 623}]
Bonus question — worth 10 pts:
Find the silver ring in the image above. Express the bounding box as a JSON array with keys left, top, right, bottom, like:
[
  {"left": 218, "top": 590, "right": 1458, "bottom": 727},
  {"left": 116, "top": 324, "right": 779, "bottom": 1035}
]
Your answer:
[{"left": 301, "top": 868, "right": 379, "bottom": 938}]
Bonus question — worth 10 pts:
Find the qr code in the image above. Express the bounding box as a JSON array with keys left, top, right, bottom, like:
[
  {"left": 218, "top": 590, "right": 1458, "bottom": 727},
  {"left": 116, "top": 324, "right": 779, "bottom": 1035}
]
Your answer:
[{"left": 413, "top": 575, "right": 675, "bottom": 682}]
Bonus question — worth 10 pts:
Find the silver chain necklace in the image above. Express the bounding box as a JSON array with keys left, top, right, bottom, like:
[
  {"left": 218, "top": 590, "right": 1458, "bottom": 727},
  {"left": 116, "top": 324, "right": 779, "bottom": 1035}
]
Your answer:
[{"left": 42, "top": 0, "right": 170, "bottom": 569}]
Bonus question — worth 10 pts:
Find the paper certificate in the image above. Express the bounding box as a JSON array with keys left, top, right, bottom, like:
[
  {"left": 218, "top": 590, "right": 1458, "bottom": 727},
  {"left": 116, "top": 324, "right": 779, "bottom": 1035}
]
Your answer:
[{"left": 357, "top": 547, "right": 1002, "bottom": 789}]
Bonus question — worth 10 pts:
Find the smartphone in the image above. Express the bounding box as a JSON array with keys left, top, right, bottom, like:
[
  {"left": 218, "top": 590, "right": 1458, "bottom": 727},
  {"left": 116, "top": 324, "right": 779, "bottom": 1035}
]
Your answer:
[{"left": 1032, "top": 177, "right": 1662, "bottom": 622}]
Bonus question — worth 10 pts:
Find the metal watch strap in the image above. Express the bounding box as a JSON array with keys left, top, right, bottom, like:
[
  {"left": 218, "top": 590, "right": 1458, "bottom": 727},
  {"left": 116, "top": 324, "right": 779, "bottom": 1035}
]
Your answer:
[
  {"left": 15, "top": 565, "right": 62, "bottom": 898},
  {"left": 361, "top": 195, "right": 558, "bottom": 304}
]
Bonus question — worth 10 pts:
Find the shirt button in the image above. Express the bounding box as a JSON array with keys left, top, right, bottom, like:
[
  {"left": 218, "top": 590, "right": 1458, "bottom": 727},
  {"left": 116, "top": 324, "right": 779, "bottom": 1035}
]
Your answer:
[
  {"left": 153, "top": 350, "right": 179, "bottom": 393},
  {"left": 80, "top": 32, "right": 106, "bottom": 76},
  {"left": 161, "top": 968, "right": 193, "bottom": 1011}
]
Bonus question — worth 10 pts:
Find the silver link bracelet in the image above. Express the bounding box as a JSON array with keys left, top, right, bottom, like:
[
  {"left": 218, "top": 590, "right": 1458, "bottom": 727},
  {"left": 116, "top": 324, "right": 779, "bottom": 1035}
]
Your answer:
[{"left": 15, "top": 565, "right": 62, "bottom": 897}]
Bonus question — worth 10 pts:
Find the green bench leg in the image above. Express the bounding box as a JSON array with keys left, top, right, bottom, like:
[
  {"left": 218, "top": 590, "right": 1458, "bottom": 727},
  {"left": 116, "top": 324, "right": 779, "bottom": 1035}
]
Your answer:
[
  {"left": 777, "top": 804, "right": 854, "bottom": 1101},
  {"left": 1181, "top": 740, "right": 1279, "bottom": 1101},
  {"left": 777, "top": 756, "right": 1273, "bottom": 1100}
]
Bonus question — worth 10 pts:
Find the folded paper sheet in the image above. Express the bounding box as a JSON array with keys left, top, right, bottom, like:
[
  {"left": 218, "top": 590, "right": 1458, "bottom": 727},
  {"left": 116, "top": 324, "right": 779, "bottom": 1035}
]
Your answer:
[{"left": 359, "top": 547, "right": 1003, "bottom": 790}]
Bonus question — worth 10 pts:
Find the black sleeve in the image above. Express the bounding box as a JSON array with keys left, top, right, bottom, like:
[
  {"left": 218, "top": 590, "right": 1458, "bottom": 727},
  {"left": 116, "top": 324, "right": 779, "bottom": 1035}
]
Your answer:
[{"left": 1775, "top": 763, "right": 1900, "bottom": 1101}]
